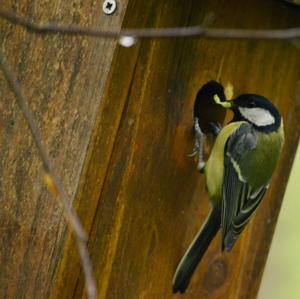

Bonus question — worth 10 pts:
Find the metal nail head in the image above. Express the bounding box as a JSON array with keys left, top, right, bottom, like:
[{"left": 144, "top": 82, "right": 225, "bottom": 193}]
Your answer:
[{"left": 103, "top": 0, "right": 117, "bottom": 15}]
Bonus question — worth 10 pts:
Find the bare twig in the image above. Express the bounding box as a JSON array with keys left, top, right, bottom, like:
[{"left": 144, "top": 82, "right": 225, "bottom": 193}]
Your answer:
[
  {"left": 1, "top": 8, "right": 300, "bottom": 40},
  {"left": 0, "top": 6, "right": 299, "bottom": 299},
  {"left": 0, "top": 51, "right": 98, "bottom": 299}
]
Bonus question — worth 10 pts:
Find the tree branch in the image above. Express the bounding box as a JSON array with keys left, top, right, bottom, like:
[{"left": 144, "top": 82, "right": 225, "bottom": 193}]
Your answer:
[
  {"left": 0, "top": 50, "right": 98, "bottom": 299},
  {"left": 1, "top": 8, "right": 300, "bottom": 40},
  {"left": 0, "top": 6, "right": 299, "bottom": 299}
]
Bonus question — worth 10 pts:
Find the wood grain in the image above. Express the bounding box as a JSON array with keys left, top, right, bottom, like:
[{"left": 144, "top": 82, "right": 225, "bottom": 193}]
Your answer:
[
  {"left": 0, "top": 0, "right": 128, "bottom": 298},
  {"left": 1, "top": 0, "right": 300, "bottom": 299}
]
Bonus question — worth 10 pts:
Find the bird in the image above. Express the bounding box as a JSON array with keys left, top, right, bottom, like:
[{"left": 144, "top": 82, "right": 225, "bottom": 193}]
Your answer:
[{"left": 172, "top": 93, "right": 284, "bottom": 294}]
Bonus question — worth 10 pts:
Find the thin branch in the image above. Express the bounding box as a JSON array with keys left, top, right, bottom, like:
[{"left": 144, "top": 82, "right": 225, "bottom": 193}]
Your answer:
[
  {"left": 0, "top": 7, "right": 298, "bottom": 299},
  {"left": 1, "top": 8, "right": 300, "bottom": 40},
  {"left": 0, "top": 50, "right": 98, "bottom": 299}
]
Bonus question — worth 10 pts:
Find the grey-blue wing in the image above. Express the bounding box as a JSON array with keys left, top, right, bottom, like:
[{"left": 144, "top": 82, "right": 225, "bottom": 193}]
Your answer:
[{"left": 221, "top": 123, "right": 268, "bottom": 251}]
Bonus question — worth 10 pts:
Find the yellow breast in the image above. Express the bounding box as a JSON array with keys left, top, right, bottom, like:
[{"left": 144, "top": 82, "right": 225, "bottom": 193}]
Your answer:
[{"left": 205, "top": 122, "right": 245, "bottom": 205}]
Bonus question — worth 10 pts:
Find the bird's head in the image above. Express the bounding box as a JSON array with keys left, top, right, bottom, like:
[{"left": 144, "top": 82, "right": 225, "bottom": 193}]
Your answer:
[{"left": 214, "top": 93, "right": 281, "bottom": 132}]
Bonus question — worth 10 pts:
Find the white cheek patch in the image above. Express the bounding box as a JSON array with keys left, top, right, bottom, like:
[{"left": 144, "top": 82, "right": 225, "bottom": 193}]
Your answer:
[{"left": 239, "top": 107, "right": 275, "bottom": 126}]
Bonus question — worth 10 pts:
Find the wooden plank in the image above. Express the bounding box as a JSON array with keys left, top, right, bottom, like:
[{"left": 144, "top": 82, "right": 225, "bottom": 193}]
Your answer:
[
  {"left": 0, "top": 1, "right": 129, "bottom": 298},
  {"left": 66, "top": 0, "right": 299, "bottom": 298},
  {"left": 1, "top": 0, "right": 300, "bottom": 299}
]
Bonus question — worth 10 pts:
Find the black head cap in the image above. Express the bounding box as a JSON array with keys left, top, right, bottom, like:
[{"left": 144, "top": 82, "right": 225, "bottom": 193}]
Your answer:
[{"left": 231, "top": 94, "right": 281, "bottom": 132}]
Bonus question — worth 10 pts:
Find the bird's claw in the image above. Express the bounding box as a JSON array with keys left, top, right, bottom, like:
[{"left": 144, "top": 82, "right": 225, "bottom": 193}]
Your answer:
[
  {"left": 188, "top": 150, "right": 197, "bottom": 157},
  {"left": 189, "top": 117, "right": 206, "bottom": 172}
]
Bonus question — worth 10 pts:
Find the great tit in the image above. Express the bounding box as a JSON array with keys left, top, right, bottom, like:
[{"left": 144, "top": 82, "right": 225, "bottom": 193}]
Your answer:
[{"left": 172, "top": 93, "right": 284, "bottom": 293}]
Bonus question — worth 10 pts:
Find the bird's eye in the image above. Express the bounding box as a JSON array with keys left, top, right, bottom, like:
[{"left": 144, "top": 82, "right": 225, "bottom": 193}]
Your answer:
[{"left": 248, "top": 100, "right": 255, "bottom": 108}]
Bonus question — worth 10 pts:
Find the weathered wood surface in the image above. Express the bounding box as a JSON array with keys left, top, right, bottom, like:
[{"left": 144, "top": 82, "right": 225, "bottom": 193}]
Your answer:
[
  {"left": 0, "top": 0, "right": 129, "bottom": 298},
  {"left": 1, "top": 0, "right": 300, "bottom": 299}
]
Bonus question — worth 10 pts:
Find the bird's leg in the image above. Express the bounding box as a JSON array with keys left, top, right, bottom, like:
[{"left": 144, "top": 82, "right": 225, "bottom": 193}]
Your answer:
[{"left": 189, "top": 117, "right": 206, "bottom": 173}]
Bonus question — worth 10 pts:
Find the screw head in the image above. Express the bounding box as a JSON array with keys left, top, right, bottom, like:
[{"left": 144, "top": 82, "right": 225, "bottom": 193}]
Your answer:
[{"left": 102, "top": 0, "right": 117, "bottom": 15}]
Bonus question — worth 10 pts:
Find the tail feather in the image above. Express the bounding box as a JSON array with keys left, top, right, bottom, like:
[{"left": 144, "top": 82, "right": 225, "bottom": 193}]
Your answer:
[{"left": 172, "top": 207, "right": 221, "bottom": 293}]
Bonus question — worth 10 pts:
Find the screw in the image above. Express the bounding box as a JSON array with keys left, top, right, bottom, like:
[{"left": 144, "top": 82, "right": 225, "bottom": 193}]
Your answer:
[{"left": 102, "top": 0, "right": 117, "bottom": 15}]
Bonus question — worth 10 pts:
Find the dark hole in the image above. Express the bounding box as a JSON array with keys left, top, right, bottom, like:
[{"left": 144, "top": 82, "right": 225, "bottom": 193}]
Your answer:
[{"left": 193, "top": 80, "right": 228, "bottom": 134}]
